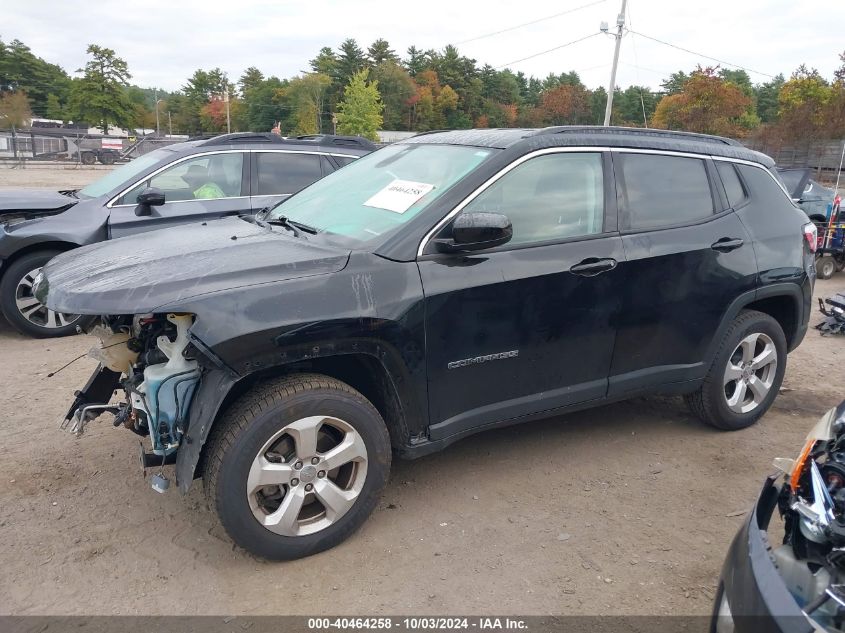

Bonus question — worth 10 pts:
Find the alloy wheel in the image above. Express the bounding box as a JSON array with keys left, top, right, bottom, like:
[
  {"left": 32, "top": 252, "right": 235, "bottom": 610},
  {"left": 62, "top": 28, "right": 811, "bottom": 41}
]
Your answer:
[
  {"left": 723, "top": 332, "right": 778, "bottom": 414},
  {"left": 246, "top": 415, "right": 368, "bottom": 537},
  {"left": 15, "top": 267, "right": 81, "bottom": 331}
]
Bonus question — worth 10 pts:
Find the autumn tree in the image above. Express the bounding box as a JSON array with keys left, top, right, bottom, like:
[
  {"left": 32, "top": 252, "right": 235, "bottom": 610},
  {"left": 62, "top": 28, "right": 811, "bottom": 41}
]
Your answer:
[
  {"left": 777, "top": 66, "right": 832, "bottom": 140},
  {"left": 68, "top": 44, "right": 134, "bottom": 133},
  {"left": 336, "top": 69, "right": 382, "bottom": 141},
  {"left": 0, "top": 90, "right": 32, "bottom": 127},
  {"left": 536, "top": 83, "right": 592, "bottom": 125},
  {"left": 652, "top": 67, "right": 755, "bottom": 137}
]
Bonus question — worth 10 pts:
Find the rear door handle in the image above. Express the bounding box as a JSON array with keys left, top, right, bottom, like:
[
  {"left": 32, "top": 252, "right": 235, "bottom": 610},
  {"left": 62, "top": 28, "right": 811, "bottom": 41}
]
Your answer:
[
  {"left": 711, "top": 237, "right": 744, "bottom": 252},
  {"left": 569, "top": 257, "right": 618, "bottom": 277}
]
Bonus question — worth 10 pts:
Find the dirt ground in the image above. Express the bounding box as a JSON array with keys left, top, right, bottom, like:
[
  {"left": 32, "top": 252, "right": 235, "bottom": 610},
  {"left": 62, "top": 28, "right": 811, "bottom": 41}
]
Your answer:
[
  {"left": 1, "top": 167, "right": 844, "bottom": 616},
  {"left": 0, "top": 164, "right": 113, "bottom": 190}
]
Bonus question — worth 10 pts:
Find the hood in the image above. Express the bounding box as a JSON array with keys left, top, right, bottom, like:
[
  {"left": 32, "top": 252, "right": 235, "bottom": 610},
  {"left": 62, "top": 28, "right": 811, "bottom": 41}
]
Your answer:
[
  {"left": 38, "top": 216, "right": 350, "bottom": 315},
  {"left": 776, "top": 168, "right": 812, "bottom": 200},
  {"left": 0, "top": 188, "right": 78, "bottom": 215}
]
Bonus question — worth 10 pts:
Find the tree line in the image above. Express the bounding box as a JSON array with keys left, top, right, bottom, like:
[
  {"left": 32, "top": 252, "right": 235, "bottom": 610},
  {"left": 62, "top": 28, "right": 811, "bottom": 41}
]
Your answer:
[{"left": 1, "top": 36, "right": 844, "bottom": 144}]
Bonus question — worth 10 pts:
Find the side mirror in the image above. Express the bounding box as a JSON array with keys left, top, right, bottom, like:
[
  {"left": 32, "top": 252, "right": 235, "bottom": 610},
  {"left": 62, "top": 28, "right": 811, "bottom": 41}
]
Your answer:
[
  {"left": 434, "top": 212, "right": 513, "bottom": 253},
  {"left": 135, "top": 187, "right": 165, "bottom": 216}
]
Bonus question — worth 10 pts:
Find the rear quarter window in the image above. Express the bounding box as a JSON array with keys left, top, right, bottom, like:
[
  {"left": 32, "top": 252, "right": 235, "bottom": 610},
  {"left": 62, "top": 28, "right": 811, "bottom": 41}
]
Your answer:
[
  {"left": 737, "top": 164, "right": 796, "bottom": 210},
  {"left": 616, "top": 153, "right": 715, "bottom": 230},
  {"left": 715, "top": 161, "right": 748, "bottom": 208}
]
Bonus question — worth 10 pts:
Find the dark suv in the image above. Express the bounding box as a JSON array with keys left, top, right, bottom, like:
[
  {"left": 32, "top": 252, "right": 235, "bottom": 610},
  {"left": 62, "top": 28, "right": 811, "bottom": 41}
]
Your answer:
[
  {"left": 39, "top": 126, "right": 816, "bottom": 560},
  {"left": 0, "top": 132, "right": 374, "bottom": 337}
]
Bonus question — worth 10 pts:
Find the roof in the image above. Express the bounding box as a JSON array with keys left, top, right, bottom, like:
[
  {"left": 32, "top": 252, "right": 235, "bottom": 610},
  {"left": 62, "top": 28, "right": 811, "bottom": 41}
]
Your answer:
[
  {"left": 403, "top": 126, "right": 774, "bottom": 167},
  {"left": 174, "top": 132, "right": 376, "bottom": 153}
]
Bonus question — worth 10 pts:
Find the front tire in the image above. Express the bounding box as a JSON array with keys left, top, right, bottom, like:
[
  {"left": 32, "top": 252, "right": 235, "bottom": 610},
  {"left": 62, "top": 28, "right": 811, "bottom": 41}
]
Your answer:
[
  {"left": 203, "top": 373, "right": 391, "bottom": 560},
  {"left": 0, "top": 250, "right": 89, "bottom": 338},
  {"left": 685, "top": 310, "right": 787, "bottom": 431}
]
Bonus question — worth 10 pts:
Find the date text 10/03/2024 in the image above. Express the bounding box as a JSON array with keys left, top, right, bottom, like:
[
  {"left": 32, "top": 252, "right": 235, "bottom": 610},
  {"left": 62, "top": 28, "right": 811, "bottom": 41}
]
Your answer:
[{"left": 307, "top": 618, "right": 528, "bottom": 630}]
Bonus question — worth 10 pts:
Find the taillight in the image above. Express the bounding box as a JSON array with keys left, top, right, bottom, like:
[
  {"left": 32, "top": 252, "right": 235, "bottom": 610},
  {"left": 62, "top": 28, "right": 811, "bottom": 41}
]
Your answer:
[{"left": 804, "top": 222, "right": 818, "bottom": 253}]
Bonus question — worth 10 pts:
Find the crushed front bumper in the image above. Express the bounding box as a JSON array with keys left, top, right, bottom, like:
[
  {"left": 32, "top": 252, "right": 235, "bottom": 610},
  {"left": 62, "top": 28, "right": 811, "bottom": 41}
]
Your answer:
[{"left": 713, "top": 477, "right": 814, "bottom": 633}]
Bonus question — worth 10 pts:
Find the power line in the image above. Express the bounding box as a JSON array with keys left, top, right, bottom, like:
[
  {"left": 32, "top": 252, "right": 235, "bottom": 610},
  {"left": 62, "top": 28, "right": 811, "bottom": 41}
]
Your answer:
[
  {"left": 495, "top": 32, "right": 602, "bottom": 70},
  {"left": 456, "top": 0, "right": 605, "bottom": 45},
  {"left": 627, "top": 29, "right": 775, "bottom": 79}
]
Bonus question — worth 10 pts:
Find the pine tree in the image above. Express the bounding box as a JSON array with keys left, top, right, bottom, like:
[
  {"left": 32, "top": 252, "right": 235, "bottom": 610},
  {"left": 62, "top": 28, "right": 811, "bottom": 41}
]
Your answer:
[{"left": 69, "top": 44, "right": 134, "bottom": 133}]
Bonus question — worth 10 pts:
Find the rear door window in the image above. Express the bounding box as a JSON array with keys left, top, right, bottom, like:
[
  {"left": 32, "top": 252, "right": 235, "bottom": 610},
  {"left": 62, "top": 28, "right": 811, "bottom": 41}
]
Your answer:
[
  {"left": 255, "top": 152, "right": 322, "bottom": 196},
  {"left": 616, "top": 153, "right": 715, "bottom": 230}
]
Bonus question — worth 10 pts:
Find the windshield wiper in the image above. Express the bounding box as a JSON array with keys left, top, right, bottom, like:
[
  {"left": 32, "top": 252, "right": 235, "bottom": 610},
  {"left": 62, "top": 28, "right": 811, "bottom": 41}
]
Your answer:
[
  {"left": 59, "top": 189, "right": 79, "bottom": 199},
  {"left": 267, "top": 216, "right": 318, "bottom": 237}
]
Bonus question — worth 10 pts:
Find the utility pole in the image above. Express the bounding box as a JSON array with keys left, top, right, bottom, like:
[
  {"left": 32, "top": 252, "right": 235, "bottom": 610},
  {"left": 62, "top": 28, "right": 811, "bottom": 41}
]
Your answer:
[
  {"left": 167, "top": 111, "right": 172, "bottom": 136},
  {"left": 603, "top": 0, "right": 627, "bottom": 126},
  {"left": 154, "top": 88, "right": 160, "bottom": 135},
  {"left": 224, "top": 89, "right": 231, "bottom": 134}
]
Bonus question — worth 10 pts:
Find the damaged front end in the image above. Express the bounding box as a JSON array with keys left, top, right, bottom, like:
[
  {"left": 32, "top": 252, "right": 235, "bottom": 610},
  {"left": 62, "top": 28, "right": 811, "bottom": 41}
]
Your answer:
[
  {"left": 63, "top": 313, "right": 202, "bottom": 488},
  {"left": 765, "top": 402, "right": 845, "bottom": 630}
]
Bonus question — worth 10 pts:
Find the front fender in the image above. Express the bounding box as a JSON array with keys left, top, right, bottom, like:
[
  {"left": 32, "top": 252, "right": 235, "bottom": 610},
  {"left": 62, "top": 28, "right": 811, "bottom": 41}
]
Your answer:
[{"left": 174, "top": 336, "right": 422, "bottom": 493}]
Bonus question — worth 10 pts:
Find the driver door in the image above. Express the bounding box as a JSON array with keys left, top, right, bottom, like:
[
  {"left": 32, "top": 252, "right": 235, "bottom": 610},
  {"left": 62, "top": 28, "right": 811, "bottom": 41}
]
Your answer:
[
  {"left": 107, "top": 151, "right": 250, "bottom": 238},
  {"left": 418, "top": 151, "right": 625, "bottom": 440}
]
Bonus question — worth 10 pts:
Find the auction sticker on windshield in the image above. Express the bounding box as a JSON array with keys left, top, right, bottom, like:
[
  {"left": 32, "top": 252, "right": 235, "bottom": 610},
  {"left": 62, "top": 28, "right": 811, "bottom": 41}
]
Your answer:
[{"left": 364, "top": 179, "right": 435, "bottom": 213}]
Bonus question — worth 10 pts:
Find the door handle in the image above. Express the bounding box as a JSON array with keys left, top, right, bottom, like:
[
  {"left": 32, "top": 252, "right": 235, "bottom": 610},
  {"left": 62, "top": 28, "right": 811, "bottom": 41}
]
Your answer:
[
  {"left": 569, "top": 257, "right": 618, "bottom": 277},
  {"left": 711, "top": 237, "right": 744, "bottom": 252}
]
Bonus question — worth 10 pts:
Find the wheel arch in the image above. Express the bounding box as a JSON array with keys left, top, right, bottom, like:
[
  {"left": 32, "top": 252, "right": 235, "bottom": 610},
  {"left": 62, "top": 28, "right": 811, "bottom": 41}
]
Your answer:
[
  {"left": 707, "top": 284, "right": 804, "bottom": 363},
  {"left": 177, "top": 350, "right": 410, "bottom": 493},
  {"left": 0, "top": 241, "right": 80, "bottom": 282}
]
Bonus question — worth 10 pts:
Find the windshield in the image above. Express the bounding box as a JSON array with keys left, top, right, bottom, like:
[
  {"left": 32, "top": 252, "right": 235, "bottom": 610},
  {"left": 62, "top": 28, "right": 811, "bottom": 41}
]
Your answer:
[
  {"left": 78, "top": 148, "right": 175, "bottom": 199},
  {"left": 267, "top": 143, "right": 498, "bottom": 245}
]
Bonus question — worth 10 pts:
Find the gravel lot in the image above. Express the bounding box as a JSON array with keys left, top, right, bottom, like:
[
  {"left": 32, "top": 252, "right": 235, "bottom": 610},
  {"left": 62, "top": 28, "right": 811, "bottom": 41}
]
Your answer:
[{"left": 1, "top": 167, "right": 844, "bottom": 616}]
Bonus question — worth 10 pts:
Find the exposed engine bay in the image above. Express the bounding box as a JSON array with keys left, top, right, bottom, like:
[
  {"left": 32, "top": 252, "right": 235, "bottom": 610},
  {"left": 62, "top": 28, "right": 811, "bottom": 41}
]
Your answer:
[
  {"left": 772, "top": 402, "right": 845, "bottom": 630},
  {"left": 61, "top": 313, "right": 201, "bottom": 485}
]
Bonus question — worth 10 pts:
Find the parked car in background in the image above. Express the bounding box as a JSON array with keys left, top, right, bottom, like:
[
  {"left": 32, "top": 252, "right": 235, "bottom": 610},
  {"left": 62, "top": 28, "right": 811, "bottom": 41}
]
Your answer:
[
  {"left": 778, "top": 167, "right": 836, "bottom": 221},
  {"left": 0, "top": 132, "right": 374, "bottom": 337},
  {"left": 41, "top": 126, "right": 815, "bottom": 560}
]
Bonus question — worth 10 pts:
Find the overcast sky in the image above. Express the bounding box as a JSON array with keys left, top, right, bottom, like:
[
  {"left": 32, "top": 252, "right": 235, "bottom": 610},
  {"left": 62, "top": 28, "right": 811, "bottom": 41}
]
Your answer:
[{"left": 7, "top": 0, "right": 844, "bottom": 92}]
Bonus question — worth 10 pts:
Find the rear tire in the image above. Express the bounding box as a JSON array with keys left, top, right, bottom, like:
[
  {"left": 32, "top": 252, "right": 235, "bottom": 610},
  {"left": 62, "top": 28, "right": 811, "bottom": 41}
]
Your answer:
[
  {"left": 817, "top": 255, "right": 836, "bottom": 279},
  {"left": 203, "top": 373, "right": 391, "bottom": 560},
  {"left": 98, "top": 152, "right": 116, "bottom": 165},
  {"left": 685, "top": 310, "right": 787, "bottom": 431},
  {"left": 80, "top": 151, "right": 96, "bottom": 166},
  {"left": 0, "top": 250, "right": 91, "bottom": 338}
]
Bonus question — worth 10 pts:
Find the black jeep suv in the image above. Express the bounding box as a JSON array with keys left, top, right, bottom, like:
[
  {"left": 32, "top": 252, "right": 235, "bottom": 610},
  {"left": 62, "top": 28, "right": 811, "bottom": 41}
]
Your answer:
[
  {"left": 38, "top": 126, "right": 816, "bottom": 560},
  {"left": 0, "top": 132, "right": 373, "bottom": 337}
]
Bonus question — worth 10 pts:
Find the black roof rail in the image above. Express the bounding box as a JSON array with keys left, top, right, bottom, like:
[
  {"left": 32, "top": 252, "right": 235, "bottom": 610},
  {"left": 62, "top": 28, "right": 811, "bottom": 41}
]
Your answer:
[
  {"left": 535, "top": 125, "right": 742, "bottom": 146},
  {"left": 199, "top": 132, "right": 285, "bottom": 146},
  {"left": 409, "top": 130, "right": 451, "bottom": 138},
  {"left": 290, "top": 134, "right": 378, "bottom": 151},
  {"left": 198, "top": 132, "right": 377, "bottom": 151}
]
